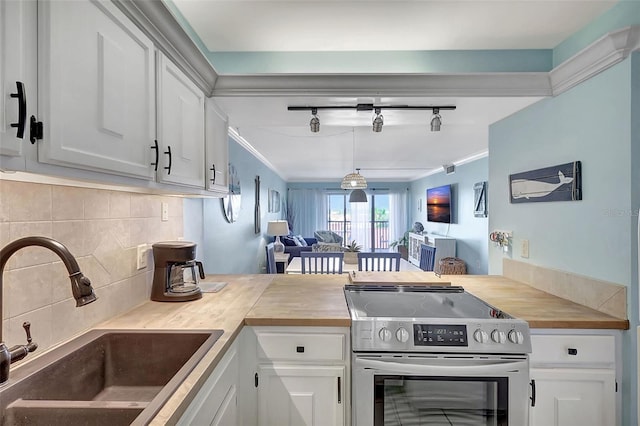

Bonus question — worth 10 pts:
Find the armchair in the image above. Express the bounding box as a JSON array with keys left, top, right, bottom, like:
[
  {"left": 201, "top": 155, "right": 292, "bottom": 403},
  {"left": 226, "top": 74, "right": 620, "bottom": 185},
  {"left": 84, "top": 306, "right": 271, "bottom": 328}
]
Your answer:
[{"left": 314, "top": 230, "right": 343, "bottom": 245}]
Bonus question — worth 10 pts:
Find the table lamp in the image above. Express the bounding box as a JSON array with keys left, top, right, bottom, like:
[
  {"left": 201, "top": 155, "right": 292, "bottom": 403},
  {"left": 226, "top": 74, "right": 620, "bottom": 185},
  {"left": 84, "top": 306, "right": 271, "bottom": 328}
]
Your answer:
[{"left": 267, "top": 220, "right": 289, "bottom": 253}]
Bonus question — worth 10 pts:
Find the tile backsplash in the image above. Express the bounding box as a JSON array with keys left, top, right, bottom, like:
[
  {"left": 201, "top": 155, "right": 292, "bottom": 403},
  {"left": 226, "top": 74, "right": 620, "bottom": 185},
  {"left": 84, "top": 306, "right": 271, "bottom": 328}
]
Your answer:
[{"left": 0, "top": 179, "right": 183, "bottom": 353}]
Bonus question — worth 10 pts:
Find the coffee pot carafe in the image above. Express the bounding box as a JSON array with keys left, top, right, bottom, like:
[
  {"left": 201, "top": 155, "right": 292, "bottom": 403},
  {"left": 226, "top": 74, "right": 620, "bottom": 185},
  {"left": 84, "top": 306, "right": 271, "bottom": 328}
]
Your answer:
[{"left": 151, "top": 241, "right": 204, "bottom": 302}]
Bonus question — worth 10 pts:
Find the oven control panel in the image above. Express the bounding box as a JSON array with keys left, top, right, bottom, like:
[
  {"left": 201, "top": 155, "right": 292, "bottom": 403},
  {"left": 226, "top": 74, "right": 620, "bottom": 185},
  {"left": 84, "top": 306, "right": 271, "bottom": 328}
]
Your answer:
[
  {"left": 351, "top": 319, "right": 532, "bottom": 354},
  {"left": 414, "top": 324, "right": 468, "bottom": 346}
]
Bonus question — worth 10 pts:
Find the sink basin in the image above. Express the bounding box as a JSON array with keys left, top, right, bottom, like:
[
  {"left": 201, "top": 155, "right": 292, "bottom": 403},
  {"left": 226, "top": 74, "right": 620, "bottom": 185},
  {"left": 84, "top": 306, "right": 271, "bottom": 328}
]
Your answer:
[{"left": 0, "top": 329, "right": 223, "bottom": 425}]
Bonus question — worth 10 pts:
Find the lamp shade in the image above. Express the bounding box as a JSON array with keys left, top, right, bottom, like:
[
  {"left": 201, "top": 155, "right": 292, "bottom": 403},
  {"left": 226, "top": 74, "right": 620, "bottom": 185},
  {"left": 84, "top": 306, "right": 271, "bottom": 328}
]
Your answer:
[
  {"left": 340, "top": 170, "right": 367, "bottom": 189},
  {"left": 349, "top": 189, "right": 367, "bottom": 203},
  {"left": 267, "top": 220, "right": 289, "bottom": 236}
]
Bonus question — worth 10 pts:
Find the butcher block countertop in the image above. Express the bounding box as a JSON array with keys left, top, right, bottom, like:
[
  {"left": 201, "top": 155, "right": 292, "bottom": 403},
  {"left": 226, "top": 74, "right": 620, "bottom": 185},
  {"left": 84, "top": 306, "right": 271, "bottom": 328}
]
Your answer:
[{"left": 94, "top": 272, "right": 628, "bottom": 424}]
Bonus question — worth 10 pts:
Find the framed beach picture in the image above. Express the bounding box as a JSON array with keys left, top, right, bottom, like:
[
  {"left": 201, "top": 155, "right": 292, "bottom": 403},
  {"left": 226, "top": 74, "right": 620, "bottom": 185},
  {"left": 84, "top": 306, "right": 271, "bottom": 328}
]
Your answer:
[{"left": 509, "top": 161, "right": 582, "bottom": 203}]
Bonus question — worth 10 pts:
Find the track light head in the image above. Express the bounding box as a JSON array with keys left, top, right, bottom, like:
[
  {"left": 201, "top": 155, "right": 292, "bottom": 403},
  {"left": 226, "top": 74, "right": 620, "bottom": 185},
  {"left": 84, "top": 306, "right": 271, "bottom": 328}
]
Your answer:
[
  {"left": 310, "top": 108, "right": 320, "bottom": 133},
  {"left": 372, "top": 108, "right": 383, "bottom": 133},
  {"left": 430, "top": 108, "right": 442, "bottom": 132}
]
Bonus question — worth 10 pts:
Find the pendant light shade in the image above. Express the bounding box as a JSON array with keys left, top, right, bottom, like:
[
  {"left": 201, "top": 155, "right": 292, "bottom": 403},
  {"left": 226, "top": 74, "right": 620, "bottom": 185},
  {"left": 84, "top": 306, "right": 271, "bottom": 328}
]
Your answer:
[
  {"left": 341, "top": 168, "right": 367, "bottom": 189},
  {"left": 349, "top": 189, "right": 367, "bottom": 203},
  {"left": 341, "top": 129, "right": 368, "bottom": 190}
]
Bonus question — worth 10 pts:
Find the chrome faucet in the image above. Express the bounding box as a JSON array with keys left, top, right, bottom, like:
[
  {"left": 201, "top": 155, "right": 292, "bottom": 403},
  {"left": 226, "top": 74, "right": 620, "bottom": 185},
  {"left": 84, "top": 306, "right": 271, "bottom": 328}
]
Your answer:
[{"left": 0, "top": 236, "right": 97, "bottom": 384}]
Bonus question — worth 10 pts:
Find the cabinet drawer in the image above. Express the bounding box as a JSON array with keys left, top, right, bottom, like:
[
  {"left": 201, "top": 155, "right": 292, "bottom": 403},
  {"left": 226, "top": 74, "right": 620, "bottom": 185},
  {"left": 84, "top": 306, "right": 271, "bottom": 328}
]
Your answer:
[
  {"left": 531, "top": 335, "right": 615, "bottom": 365},
  {"left": 256, "top": 332, "right": 345, "bottom": 362}
]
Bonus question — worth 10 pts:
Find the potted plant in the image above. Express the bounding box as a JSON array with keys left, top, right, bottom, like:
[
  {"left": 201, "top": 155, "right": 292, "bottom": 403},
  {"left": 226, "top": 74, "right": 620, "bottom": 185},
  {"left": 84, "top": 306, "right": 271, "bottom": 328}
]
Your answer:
[
  {"left": 343, "top": 240, "right": 362, "bottom": 264},
  {"left": 390, "top": 231, "right": 409, "bottom": 260}
]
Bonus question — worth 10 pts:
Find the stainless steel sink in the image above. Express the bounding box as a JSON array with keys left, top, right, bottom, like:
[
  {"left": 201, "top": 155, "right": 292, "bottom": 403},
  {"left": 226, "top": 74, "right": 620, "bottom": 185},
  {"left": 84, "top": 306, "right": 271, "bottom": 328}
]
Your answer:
[{"left": 0, "top": 329, "right": 223, "bottom": 425}]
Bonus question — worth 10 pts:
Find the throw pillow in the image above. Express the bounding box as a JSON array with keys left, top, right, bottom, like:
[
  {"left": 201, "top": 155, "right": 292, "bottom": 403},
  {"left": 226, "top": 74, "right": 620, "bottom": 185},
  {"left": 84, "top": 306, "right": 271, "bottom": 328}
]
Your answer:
[
  {"left": 282, "top": 236, "right": 298, "bottom": 246},
  {"left": 293, "top": 236, "right": 304, "bottom": 247},
  {"left": 295, "top": 235, "right": 308, "bottom": 247}
]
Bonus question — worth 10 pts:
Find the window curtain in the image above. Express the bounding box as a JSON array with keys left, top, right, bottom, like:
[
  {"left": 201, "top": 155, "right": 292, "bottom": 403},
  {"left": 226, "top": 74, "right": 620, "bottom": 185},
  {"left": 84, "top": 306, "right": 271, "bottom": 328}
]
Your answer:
[
  {"left": 389, "top": 190, "right": 408, "bottom": 246},
  {"left": 287, "top": 189, "right": 327, "bottom": 237},
  {"left": 349, "top": 197, "right": 372, "bottom": 251}
]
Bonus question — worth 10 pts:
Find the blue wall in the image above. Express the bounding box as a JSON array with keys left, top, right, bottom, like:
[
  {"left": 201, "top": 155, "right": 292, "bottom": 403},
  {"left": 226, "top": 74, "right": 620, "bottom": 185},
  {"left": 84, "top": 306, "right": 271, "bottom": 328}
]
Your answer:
[
  {"left": 489, "top": 54, "right": 638, "bottom": 425},
  {"left": 184, "top": 137, "right": 287, "bottom": 274},
  {"left": 409, "top": 158, "right": 489, "bottom": 275}
]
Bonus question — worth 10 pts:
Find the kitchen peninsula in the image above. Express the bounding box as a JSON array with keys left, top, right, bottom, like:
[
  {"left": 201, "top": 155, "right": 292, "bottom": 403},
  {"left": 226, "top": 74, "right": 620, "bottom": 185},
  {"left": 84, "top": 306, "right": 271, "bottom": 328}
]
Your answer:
[{"left": 93, "top": 272, "right": 628, "bottom": 425}]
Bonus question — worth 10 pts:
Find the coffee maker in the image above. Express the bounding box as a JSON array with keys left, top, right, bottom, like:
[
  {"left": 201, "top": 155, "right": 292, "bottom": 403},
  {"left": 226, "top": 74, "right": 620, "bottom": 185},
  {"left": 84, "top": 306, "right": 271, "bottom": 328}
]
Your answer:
[{"left": 151, "top": 241, "right": 204, "bottom": 302}]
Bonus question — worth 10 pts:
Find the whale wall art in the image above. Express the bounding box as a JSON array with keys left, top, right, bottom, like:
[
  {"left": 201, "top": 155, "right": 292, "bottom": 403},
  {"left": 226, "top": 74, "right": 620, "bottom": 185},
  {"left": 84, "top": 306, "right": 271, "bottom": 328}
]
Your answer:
[{"left": 509, "top": 161, "right": 582, "bottom": 204}]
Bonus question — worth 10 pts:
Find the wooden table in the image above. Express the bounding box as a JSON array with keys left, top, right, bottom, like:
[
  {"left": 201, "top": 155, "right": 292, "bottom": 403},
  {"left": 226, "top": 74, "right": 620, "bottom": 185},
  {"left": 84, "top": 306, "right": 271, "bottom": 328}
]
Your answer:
[{"left": 285, "top": 256, "right": 421, "bottom": 274}]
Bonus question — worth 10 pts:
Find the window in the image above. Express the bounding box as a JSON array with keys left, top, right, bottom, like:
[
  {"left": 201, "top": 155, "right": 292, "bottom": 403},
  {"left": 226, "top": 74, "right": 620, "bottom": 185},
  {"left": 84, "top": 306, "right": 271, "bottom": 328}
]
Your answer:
[{"left": 327, "top": 193, "right": 391, "bottom": 251}]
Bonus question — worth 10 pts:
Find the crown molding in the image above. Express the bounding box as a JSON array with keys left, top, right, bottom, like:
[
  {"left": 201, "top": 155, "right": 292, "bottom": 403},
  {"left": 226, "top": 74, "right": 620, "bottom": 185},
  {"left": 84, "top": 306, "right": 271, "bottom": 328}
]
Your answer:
[
  {"left": 113, "top": 0, "right": 218, "bottom": 94},
  {"left": 213, "top": 73, "right": 552, "bottom": 97},
  {"left": 228, "top": 128, "right": 287, "bottom": 181},
  {"left": 551, "top": 26, "right": 640, "bottom": 95}
]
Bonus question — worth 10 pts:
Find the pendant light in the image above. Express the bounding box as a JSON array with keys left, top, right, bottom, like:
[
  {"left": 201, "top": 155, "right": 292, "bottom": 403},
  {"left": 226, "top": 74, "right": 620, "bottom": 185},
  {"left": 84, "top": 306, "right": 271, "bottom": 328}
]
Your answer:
[{"left": 341, "top": 129, "right": 367, "bottom": 190}]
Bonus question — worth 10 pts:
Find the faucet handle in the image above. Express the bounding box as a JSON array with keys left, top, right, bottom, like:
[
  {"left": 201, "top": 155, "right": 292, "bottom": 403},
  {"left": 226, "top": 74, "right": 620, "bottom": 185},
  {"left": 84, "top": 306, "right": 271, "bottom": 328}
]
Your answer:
[{"left": 22, "top": 322, "right": 32, "bottom": 344}]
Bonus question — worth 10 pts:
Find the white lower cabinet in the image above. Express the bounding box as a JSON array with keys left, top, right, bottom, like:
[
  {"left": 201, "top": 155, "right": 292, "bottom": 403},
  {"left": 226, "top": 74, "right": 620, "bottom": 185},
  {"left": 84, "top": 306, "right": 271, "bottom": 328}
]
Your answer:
[
  {"left": 178, "top": 339, "right": 239, "bottom": 426},
  {"left": 257, "top": 365, "right": 345, "bottom": 426},
  {"left": 252, "top": 326, "right": 349, "bottom": 426},
  {"left": 529, "top": 368, "right": 615, "bottom": 426},
  {"left": 529, "top": 332, "right": 619, "bottom": 426}
]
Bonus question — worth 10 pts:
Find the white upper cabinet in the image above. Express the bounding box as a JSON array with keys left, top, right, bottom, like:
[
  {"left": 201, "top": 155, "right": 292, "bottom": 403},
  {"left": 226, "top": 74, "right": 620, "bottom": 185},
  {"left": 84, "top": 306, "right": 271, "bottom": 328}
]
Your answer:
[
  {"left": 205, "top": 98, "right": 229, "bottom": 194},
  {"left": 157, "top": 53, "right": 205, "bottom": 188},
  {"left": 37, "top": 0, "right": 156, "bottom": 179},
  {"left": 0, "top": 0, "right": 36, "bottom": 169}
]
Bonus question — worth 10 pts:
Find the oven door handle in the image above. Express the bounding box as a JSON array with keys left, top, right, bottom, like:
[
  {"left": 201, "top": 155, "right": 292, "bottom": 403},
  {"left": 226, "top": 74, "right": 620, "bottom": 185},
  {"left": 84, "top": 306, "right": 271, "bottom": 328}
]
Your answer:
[{"left": 356, "top": 358, "right": 528, "bottom": 376}]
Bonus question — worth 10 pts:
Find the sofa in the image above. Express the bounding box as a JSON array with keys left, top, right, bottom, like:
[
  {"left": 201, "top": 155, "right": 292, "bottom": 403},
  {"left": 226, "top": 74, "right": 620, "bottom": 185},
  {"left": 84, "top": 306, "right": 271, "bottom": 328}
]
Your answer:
[{"left": 282, "top": 235, "right": 317, "bottom": 259}]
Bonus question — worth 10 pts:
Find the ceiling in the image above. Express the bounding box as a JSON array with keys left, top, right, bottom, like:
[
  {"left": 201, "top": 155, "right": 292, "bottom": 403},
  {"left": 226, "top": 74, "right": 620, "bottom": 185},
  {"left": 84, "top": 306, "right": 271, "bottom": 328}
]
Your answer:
[{"left": 171, "top": 0, "right": 616, "bottom": 182}]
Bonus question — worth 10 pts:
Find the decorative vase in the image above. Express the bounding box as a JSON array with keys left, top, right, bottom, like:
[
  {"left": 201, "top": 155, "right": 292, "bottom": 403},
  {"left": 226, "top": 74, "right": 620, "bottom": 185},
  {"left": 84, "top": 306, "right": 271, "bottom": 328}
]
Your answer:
[{"left": 344, "top": 252, "right": 358, "bottom": 264}]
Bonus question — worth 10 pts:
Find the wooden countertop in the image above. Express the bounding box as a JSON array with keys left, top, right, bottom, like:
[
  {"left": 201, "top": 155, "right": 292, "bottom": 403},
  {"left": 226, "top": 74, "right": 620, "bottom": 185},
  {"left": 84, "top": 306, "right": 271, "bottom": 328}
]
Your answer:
[{"left": 92, "top": 272, "right": 628, "bottom": 424}]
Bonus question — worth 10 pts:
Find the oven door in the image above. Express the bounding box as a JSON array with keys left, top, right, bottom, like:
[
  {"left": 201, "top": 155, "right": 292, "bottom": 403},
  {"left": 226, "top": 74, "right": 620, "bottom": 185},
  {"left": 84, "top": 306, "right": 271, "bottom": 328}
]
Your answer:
[{"left": 352, "top": 353, "right": 529, "bottom": 426}]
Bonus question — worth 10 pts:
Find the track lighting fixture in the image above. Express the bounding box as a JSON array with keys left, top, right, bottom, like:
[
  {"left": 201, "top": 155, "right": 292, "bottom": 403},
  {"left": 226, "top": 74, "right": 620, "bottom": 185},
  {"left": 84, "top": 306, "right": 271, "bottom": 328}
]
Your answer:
[
  {"left": 372, "top": 108, "right": 383, "bottom": 133},
  {"left": 430, "top": 108, "right": 442, "bottom": 132},
  {"left": 310, "top": 108, "right": 320, "bottom": 133},
  {"left": 289, "top": 103, "right": 455, "bottom": 133}
]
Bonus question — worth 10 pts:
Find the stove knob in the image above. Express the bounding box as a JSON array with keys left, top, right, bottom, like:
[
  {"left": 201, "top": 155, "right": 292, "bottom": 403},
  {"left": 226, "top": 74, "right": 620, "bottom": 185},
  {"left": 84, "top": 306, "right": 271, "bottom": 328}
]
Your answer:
[
  {"left": 396, "top": 327, "right": 410, "bottom": 343},
  {"left": 378, "top": 327, "right": 392, "bottom": 342},
  {"left": 491, "top": 329, "right": 506, "bottom": 343},
  {"left": 473, "top": 329, "right": 489, "bottom": 343},
  {"left": 508, "top": 330, "right": 524, "bottom": 344}
]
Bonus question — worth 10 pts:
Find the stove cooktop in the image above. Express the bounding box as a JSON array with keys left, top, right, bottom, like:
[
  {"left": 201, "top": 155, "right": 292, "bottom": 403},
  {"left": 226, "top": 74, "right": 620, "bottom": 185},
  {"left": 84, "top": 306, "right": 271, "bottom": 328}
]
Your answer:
[
  {"left": 344, "top": 285, "right": 510, "bottom": 320},
  {"left": 344, "top": 284, "right": 531, "bottom": 354}
]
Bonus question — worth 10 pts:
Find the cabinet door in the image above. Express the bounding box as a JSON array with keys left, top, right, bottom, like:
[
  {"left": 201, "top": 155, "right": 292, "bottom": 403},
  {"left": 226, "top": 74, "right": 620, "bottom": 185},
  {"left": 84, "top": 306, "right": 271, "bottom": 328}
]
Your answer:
[
  {"left": 530, "top": 368, "right": 615, "bottom": 426},
  {"left": 0, "top": 0, "right": 36, "bottom": 169},
  {"left": 37, "top": 0, "right": 156, "bottom": 179},
  {"left": 178, "top": 341, "right": 239, "bottom": 425},
  {"left": 157, "top": 53, "right": 205, "bottom": 188},
  {"left": 258, "top": 365, "right": 345, "bottom": 426},
  {"left": 205, "top": 97, "right": 229, "bottom": 194}
]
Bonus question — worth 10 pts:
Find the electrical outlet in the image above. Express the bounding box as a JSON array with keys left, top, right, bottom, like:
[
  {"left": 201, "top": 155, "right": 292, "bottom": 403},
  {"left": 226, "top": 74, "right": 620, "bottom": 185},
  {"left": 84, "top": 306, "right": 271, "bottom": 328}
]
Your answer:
[
  {"left": 521, "top": 239, "right": 530, "bottom": 258},
  {"left": 161, "top": 202, "right": 169, "bottom": 221},
  {"left": 137, "top": 244, "right": 148, "bottom": 270}
]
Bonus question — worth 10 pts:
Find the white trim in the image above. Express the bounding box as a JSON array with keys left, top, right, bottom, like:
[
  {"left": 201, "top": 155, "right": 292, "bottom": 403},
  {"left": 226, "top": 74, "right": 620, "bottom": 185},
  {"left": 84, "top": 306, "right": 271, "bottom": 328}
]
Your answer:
[
  {"left": 228, "top": 128, "right": 287, "bottom": 180},
  {"left": 551, "top": 26, "right": 640, "bottom": 95},
  {"left": 213, "top": 73, "right": 552, "bottom": 97}
]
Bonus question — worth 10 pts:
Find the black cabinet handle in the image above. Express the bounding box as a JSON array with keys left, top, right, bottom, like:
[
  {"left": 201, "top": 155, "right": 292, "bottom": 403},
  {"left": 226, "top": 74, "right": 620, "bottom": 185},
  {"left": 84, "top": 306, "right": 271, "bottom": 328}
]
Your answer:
[
  {"left": 150, "top": 140, "right": 159, "bottom": 171},
  {"left": 530, "top": 379, "right": 536, "bottom": 407},
  {"left": 10, "top": 81, "right": 26, "bottom": 139},
  {"left": 210, "top": 163, "right": 216, "bottom": 184},
  {"left": 296, "top": 346, "right": 305, "bottom": 353},
  {"left": 164, "top": 145, "right": 172, "bottom": 175},
  {"left": 337, "top": 376, "right": 342, "bottom": 404},
  {"left": 568, "top": 348, "right": 578, "bottom": 355}
]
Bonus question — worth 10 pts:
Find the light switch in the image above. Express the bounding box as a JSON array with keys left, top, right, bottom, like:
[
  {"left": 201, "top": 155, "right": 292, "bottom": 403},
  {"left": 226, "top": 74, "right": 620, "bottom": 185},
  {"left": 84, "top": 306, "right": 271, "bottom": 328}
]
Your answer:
[{"left": 521, "top": 239, "right": 529, "bottom": 258}]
